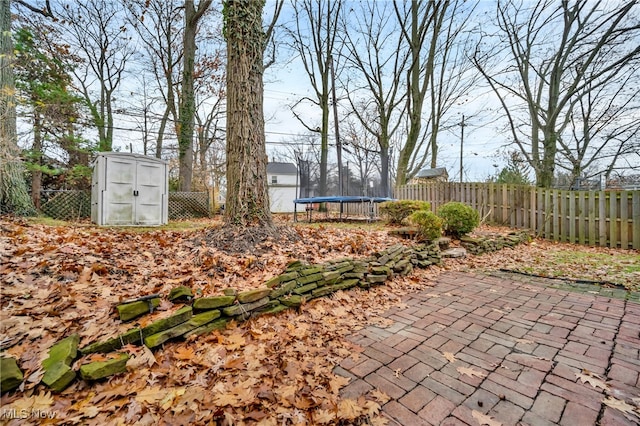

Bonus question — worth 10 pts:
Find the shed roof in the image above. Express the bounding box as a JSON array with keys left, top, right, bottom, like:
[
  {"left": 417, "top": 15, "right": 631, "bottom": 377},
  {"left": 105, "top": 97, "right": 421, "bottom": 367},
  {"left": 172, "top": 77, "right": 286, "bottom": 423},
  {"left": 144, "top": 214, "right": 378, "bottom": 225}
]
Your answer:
[
  {"left": 267, "top": 162, "right": 297, "bottom": 175},
  {"left": 415, "top": 167, "right": 448, "bottom": 178}
]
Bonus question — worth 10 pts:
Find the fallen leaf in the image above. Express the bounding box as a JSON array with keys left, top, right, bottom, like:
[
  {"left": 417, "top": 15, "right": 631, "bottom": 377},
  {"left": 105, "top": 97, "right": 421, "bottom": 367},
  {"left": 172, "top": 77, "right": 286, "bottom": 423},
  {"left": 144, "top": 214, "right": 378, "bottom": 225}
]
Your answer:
[
  {"left": 575, "top": 371, "right": 608, "bottom": 391},
  {"left": 223, "top": 333, "right": 246, "bottom": 351},
  {"left": 472, "top": 410, "right": 502, "bottom": 426},
  {"left": 443, "top": 351, "right": 457, "bottom": 363},
  {"left": 313, "top": 408, "right": 336, "bottom": 424},
  {"left": 603, "top": 396, "right": 640, "bottom": 422},
  {"left": 370, "top": 389, "right": 390, "bottom": 404},
  {"left": 126, "top": 345, "right": 157, "bottom": 369},
  {"left": 337, "top": 399, "right": 362, "bottom": 420},
  {"left": 329, "top": 374, "right": 350, "bottom": 394},
  {"left": 457, "top": 366, "right": 487, "bottom": 379}
]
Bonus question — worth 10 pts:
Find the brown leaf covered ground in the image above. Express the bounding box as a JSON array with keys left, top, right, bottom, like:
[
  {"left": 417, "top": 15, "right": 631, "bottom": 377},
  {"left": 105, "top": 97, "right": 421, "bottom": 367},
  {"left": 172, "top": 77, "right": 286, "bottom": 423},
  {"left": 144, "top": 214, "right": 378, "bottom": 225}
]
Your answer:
[{"left": 0, "top": 216, "right": 638, "bottom": 425}]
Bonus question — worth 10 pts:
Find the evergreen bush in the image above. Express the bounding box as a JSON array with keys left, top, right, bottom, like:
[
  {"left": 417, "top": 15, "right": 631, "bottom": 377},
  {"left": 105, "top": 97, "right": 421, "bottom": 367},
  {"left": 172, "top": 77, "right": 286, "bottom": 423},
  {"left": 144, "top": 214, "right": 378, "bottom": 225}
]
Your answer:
[
  {"left": 409, "top": 210, "right": 443, "bottom": 241},
  {"left": 437, "top": 202, "right": 480, "bottom": 238}
]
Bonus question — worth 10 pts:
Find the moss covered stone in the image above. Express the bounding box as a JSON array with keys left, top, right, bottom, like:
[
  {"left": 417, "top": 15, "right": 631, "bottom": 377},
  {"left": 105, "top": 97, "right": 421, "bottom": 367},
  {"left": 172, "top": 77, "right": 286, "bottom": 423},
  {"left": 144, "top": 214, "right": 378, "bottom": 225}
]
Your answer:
[
  {"left": 278, "top": 271, "right": 299, "bottom": 282},
  {"left": 193, "top": 295, "right": 236, "bottom": 310},
  {"left": 142, "top": 306, "right": 192, "bottom": 337},
  {"left": 222, "top": 297, "right": 270, "bottom": 317},
  {"left": 42, "top": 334, "right": 79, "bottom": 370},
  {"left": 41, "top": 362, "right": 76, "bottom": 392},
  {"left": 183, "top": 318, "right": 230, "bottom": 338},
  {"left": 117, "top": 298, "right": 161, "bottom": 322},
  {"left": 300, "top": 266, "right": 323, "bottom": 276},
  {"left": 168, "top": 286, "right": 193, "bottom": 301},
  {"left": 269, "top": 280, "right": 297, "bottom": 299},
  {"left": 237, "top": 288, "right": 271, "bottom": 304},
  {"left": 144, "top": 310, "right": 221, "bottom": 348},
  {"left": 1, "top": 357, "right": 23, "bottom": 393},
  {"left": 80, "top": 328, "right": 142, "bottom": 355},
  {"left": 296, "top": 273, "right": 323, "bottom": 285},
  {"left": 265, "top": 276, "right": 281, "bottom": 288},
  {"left": 293, "top": 283, "right": 318, "bottom": 295},
  {"left": 280, "top": 295, "right": 304, "bottom": 307},
  {"left": 79, "top": 354, "right": 129, "bottom": 381}
]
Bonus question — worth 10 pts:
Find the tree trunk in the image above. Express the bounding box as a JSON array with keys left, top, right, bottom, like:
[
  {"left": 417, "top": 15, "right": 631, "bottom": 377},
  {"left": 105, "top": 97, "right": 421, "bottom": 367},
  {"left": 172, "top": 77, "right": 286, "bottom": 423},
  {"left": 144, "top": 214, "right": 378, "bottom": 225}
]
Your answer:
[
  {"left": 224, "top": 0, "right": 272, "bottom": 228},
  {"left": 31, "top": 113, "right": 42, "bottom": 209},
  {"left": 178, "top": 1, "right": 198, "bottom": 191},
  {"left": 0, "top": 0, "right": 35, "bottom": 215}
]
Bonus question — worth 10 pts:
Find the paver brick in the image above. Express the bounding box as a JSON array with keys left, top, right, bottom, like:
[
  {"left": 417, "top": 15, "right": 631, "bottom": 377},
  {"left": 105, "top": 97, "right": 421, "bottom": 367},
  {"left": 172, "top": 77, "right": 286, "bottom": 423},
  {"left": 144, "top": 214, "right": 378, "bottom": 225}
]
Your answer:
[
  {"left": 363, "top": 346, "right": 396, "bottom": 365},
  {"left": 418, "top": 395, "right": 456, "bottom": 424},
  {"left": 349, "top": 358, "right": 382, "bottom": 378},
  {"left": 540, "top": 380, "right": 602, "bottom": 411},
  {"left": 530, "top": 390, "right": 566, "bottom": 422},
  {"left": 339, "top": 378, "right": 373, "bottom": 399},
  {"left": 405, "top": 361, "right": 435, "bottom": 383},
  {"left": 384, "top": 401, "right": 432, "bottom": 426},
  {"left": 399, "top": 384, "right": 437, "bottom": 413},
  {"left": 560, "top": 401, "right": 599, "bottom": 426},
  {"left": 365, "top": 372, "right": 407, "bottom": 399},
  {"left": 480, "top": 379, "right": 534, "bottom": 409},
  {"left": 376, "top": 366, "right": 417, "bottom": 391},
  {"left": 490, "top": 400, "right": 526, "bottom": 424},
  {"left": 421, "top": 377, "right": 467, "bottom": 405}
]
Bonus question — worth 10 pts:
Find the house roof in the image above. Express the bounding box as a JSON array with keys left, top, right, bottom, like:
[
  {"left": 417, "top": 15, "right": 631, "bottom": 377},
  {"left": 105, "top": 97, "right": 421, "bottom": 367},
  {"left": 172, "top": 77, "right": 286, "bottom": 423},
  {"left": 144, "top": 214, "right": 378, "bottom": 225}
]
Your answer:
[
  {"left": 415, "top": 167, "right": 448, "bottom": 178},
  {"left": 267, "top": 162, "right": 297, "bottom": 175}
]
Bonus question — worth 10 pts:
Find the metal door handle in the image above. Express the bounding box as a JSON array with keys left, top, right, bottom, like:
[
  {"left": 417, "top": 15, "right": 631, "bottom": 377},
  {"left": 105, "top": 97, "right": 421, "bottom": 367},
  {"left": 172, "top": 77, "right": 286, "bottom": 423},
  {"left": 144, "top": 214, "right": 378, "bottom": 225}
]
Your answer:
[{"left": 133, "top": 190, "right": 139, "bottom": 196}]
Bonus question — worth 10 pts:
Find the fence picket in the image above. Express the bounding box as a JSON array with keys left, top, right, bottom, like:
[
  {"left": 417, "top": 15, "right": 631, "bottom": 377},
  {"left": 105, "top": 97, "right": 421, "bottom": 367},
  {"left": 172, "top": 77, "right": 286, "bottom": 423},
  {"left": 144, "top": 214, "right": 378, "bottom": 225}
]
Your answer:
[{"left": 620, "top": 191, "right": 628, "bottom": 249}]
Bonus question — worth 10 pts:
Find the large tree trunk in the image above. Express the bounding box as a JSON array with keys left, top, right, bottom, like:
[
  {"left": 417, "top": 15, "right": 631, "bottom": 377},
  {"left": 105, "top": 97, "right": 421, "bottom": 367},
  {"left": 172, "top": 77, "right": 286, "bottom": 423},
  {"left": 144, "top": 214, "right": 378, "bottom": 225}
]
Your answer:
[
  {"left": 0, "top": 0, "right": 35, "bottom": 215},
  {"left": 224, "top": 0, "right": 272, "bottom": 228}
]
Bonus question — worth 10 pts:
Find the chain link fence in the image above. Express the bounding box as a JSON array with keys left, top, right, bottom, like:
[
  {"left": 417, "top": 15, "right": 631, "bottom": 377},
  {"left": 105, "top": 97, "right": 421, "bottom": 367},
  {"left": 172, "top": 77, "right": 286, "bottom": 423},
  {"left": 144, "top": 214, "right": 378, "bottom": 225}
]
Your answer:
[
  {"left": 41, "top": 190, "right": 92, "bottom": 221},
  {"left": 38, "top": 190, "right": 211, "bottom": 222}
]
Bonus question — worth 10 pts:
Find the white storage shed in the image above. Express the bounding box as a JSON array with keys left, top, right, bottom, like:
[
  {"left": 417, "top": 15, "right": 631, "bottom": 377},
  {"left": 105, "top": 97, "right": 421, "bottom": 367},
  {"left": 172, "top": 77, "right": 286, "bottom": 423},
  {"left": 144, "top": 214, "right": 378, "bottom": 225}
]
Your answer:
[{"left": 91, "top": 152, "right": 168, "bottom": 226}]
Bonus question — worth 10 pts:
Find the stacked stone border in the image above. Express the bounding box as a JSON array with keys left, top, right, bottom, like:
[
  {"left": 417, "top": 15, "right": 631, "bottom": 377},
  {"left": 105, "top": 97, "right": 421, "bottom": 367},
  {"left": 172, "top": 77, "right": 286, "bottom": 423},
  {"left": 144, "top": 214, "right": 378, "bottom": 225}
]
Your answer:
[{"left": 1, "top": 231, "right": 531, "bottom": 394}]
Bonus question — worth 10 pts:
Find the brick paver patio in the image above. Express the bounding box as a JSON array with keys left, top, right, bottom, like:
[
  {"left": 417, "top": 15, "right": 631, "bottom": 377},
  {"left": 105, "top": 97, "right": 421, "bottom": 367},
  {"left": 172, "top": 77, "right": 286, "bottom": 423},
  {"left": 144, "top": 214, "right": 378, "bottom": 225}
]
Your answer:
[{"left": 336, "top": 271, "right": 640, "bottom": 425}]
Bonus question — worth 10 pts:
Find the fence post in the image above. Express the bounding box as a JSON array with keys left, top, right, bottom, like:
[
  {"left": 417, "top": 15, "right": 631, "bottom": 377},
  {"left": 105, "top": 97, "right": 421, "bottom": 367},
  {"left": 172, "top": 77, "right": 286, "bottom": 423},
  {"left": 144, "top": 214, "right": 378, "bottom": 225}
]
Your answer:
[{"left": 632, "top": 192, "right": 640, "bottom": 249}]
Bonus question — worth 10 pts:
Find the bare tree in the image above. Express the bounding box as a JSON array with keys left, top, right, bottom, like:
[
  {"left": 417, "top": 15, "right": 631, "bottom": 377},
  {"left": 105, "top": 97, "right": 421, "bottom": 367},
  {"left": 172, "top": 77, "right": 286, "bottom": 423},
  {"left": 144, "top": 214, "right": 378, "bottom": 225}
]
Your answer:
[
  {"left": 559, "top": 61, "right": 640, "bottom": 184},
  {"left": 340, "top": 0, "right": 408, "bottom": 197},
  {"left": 125, "top": 0, "right": 183, "bottom": 159},
  {"left": 286, "top": 0, "right": 343, "bottom": 196},
  {"left": 392, "top": 0, "right": 478, "bottom": 185},
  {"left": 177, "top": 0, "right": 212, "bottom": 191},
  {"left": 59, "top": 0, "right": 135, "bottom": 152},
  {"left": 472, "top": 0, "right": 640, "bottom": 187},
  {"left": 342, "top": 118, "right": 379, "bottom": 196}
]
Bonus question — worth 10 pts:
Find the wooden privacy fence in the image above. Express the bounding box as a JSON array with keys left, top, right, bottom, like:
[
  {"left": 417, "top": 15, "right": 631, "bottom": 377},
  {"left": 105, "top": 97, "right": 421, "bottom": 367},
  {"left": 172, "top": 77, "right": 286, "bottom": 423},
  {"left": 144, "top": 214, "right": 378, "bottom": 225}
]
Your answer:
[{"left": 395, "top": 183, "right": 640, "bottom": 249}]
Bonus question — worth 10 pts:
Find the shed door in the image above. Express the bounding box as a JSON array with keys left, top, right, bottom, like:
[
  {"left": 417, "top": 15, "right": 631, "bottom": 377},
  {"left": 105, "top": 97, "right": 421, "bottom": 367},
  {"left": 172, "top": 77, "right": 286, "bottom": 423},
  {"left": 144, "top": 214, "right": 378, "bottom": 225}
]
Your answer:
[
  {"left": 104, "top": 157, "right": 136, "bottom": 225},
  {"left": 135, "top": 160, "right": 164, "bottom": 225}
]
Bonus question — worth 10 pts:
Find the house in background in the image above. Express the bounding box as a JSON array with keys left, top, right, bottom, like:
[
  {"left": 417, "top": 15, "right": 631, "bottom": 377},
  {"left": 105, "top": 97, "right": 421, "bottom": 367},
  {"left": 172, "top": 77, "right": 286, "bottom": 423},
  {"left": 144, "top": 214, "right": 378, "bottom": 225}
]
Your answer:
[
  {"left": 411, "top": 167, "right": 449, "bottom": 184},
  {"left": 267, "top": 162, "right": 299, "bottom": 213}
]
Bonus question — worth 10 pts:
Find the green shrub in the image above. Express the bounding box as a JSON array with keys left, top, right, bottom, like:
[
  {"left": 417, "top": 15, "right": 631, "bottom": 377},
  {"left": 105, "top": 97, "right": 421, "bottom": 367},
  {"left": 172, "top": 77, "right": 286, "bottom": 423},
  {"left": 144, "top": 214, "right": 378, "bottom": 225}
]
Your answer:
[
  {"left": 437, "top": 202, "right": 480, "bottom": 238},
  {"left": 379, "top": 200, "right": 431, "bottom": 224},
  {"left": 409, "top": 210, "right": 443, "bottom": 241}
]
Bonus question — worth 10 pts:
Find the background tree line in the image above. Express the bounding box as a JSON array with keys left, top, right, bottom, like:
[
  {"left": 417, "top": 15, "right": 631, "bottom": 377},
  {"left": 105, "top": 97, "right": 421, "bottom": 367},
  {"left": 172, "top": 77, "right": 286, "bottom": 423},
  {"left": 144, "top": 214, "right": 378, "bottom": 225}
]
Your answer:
[{"left": 1, "top": 0, "right": 638, "bottom": 216}]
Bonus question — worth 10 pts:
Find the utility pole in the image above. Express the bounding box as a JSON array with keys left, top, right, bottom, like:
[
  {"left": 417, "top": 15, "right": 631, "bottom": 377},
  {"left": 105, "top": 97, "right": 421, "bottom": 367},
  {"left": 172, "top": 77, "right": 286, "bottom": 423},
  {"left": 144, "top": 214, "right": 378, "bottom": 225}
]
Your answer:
[
  {"left": 330, "top": 55, "right": 343, "bottom": 196},
  {"left": 459, "top": 114, "right": 465, "bottom": 184}
]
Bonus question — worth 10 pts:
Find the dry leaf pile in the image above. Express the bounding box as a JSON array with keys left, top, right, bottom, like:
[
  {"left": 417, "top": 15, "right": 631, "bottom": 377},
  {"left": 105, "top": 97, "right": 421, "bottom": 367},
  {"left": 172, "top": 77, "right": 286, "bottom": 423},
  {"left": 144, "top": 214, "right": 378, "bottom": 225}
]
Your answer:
[{"left": 0, "top": 217, "right": 434, "bottom": 424}]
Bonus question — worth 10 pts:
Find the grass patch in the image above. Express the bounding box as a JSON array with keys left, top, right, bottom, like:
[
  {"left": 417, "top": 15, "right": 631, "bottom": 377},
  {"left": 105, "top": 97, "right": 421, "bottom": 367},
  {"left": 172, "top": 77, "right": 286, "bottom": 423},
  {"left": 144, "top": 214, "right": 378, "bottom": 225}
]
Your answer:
[{"left": 511, "top": 246, "right": 640, "bottom": 291}]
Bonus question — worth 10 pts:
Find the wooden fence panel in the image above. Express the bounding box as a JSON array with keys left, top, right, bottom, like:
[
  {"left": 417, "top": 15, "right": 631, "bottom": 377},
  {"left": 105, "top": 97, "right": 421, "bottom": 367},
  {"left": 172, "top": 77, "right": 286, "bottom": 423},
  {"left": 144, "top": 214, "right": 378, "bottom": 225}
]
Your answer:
[{"left": 395, "top": 183, "right": 639, "bottom": 249}]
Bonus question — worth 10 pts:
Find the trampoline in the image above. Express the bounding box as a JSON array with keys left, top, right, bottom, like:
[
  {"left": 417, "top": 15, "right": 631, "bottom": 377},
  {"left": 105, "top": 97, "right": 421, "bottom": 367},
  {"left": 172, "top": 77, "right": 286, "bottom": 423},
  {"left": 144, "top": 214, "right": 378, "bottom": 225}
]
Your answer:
[{"left": 293, "top": 195, "right": 394, "bottom": 222}]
